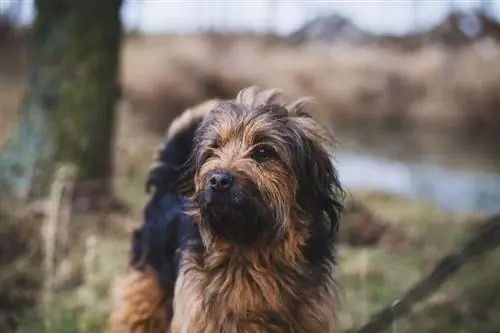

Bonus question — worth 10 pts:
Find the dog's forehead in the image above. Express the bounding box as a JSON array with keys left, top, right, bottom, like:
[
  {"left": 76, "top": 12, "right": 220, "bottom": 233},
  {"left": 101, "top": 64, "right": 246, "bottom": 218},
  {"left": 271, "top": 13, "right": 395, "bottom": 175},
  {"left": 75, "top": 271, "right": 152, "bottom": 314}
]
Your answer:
[{"left": 205, "top": 102, "right": 289, "bottom": 146}]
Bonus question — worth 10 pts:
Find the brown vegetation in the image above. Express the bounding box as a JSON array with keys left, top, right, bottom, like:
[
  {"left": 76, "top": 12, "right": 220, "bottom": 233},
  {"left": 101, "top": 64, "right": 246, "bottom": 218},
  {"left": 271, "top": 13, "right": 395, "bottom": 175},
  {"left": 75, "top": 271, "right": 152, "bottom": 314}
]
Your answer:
[
  {"left": 121, "top": 33, "right": 500, "bottom": 136},
  {"left": 3, "top": 26, "right": 500, "bottom": 139}
]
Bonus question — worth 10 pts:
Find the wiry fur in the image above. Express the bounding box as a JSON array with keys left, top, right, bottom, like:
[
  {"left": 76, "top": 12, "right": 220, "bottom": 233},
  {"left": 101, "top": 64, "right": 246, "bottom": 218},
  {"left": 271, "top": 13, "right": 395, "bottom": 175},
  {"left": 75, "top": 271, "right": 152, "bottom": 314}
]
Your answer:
[
  {"left": 105, "top": 266, "right": 170, "bottom": 333},
  {"left": 106, "top": 86, "right": 345, "bottom": 333}
]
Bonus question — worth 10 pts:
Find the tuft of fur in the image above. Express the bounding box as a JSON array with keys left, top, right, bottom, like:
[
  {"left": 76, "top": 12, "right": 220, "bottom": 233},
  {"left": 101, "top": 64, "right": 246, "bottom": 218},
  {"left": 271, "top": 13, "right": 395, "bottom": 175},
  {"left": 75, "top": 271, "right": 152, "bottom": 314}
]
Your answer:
[{"left": 105, "top": 266, "right": 170, "bottom": 333}]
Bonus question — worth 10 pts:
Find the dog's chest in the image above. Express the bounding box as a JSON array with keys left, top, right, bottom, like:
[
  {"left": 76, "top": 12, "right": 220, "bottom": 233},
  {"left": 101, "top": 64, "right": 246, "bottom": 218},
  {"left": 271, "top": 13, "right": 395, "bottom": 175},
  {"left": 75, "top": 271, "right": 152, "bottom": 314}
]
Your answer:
[
  {"left": 171, "top": 250, "right": 337, "bottom": 333},
  {"left": 172, "top": 257, "right": 302, "bottom": 332}
]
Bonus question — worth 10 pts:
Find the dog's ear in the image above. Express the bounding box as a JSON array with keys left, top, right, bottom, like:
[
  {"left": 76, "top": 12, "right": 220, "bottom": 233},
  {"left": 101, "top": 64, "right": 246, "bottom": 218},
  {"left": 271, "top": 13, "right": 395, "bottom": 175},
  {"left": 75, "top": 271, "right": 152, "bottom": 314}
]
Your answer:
[{"left": 288, "top": 103, "right": 344, "bottom": 235}]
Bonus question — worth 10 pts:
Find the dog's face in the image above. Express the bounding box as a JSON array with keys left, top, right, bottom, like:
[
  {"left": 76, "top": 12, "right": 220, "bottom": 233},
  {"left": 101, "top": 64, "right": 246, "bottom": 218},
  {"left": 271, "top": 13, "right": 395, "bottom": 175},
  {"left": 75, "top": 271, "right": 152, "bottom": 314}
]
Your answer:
[{"left": 187, "top": 88, "right": 343, "bottom": 247}]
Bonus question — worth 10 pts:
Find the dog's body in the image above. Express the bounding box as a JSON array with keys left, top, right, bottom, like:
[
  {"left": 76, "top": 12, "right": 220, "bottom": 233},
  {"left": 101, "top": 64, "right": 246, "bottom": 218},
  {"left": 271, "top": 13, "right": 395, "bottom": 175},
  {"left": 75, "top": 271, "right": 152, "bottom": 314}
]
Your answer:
[{"left": 106, "top": 87, "right": 344, "bottom": 333}]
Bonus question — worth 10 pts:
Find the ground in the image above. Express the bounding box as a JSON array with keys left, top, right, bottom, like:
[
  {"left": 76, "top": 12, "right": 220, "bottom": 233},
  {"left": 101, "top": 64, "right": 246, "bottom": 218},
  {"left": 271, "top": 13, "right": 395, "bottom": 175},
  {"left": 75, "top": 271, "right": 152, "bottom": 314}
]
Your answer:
[{"left": 2, "top": 149, "right": 498, "bottom": 332}]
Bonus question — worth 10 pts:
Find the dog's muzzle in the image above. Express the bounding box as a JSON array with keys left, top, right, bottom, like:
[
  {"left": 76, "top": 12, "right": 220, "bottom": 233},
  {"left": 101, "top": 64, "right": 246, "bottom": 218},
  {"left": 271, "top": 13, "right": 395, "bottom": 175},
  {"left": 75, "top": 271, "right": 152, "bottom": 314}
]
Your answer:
[{"left": 202, "top": 171, "right": 236, "bottom": 205}]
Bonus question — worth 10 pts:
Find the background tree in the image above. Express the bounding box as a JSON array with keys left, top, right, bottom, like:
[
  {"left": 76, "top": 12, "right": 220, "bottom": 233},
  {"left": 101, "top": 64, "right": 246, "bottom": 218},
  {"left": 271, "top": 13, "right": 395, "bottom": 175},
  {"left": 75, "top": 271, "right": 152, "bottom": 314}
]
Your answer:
[{"left": 0, "top": 0, "right": 123, "bottom": 202}]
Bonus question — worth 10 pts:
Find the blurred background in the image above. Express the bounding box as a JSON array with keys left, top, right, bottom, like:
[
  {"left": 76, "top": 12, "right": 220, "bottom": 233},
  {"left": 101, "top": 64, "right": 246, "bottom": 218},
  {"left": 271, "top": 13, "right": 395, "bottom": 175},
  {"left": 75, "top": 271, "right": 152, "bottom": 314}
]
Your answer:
[{"left": 1, "top": 0, "right": 500, "bottom": 332}]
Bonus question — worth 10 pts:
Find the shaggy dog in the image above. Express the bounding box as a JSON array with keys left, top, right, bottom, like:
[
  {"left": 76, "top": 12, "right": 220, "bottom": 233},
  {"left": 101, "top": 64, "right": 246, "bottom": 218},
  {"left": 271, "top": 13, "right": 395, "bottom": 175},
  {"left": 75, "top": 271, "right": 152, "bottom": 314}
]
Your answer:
[{"left": 106, "top": 86, "right": 345, "bottom": 333}]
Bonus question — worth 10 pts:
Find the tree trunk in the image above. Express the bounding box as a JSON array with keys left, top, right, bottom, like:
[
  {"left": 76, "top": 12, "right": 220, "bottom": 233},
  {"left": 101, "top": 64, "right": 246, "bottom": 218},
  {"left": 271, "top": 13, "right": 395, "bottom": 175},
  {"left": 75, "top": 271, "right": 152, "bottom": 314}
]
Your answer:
[{"left": 0, "top": 0, "right": 123, "bottom": 202}]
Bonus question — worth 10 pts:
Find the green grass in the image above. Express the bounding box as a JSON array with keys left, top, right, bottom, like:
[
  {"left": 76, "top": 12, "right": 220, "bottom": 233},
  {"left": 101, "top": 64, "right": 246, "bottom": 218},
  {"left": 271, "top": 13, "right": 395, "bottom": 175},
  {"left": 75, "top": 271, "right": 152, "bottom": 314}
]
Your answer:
[
  {"left": 0, "top": 204, "right": 131, "bottom": 333},
  {"left": 336, "top": 190, "right": 498, "bottom": 333},
  {"left": 15, "top": 234, "right": 129, "bottom": 333}
]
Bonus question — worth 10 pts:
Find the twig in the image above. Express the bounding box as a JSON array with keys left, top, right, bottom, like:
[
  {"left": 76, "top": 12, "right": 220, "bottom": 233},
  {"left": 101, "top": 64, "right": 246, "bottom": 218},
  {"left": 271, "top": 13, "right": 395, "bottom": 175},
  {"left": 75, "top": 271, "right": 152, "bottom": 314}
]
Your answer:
[
  {"left": 57, "top": 164, "right": 78, "bottom": 256},
  {"left": 42, "top": 169, "right": 64, "bottom": 331},
  {"left": 84, "top": 233, "right": 98, "bottom": 284},
  {"left": 41, "top": 164, "right": 78, "bottom": 331},
  {"left": 346, "top": 214, "right": 500, "bottom": 333}
]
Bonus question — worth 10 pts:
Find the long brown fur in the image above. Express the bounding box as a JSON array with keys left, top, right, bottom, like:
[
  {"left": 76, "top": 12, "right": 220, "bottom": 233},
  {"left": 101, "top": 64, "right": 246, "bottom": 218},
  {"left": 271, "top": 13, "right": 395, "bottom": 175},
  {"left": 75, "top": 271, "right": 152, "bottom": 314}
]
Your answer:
[
  {"left": 172, "top": 86, "right": 344, "bottom": 332},
  {"left": 105, "top": 266, "right": 170, "bottom": 333},
  {"left": 107, "top": 86, "right": 344, "bottom": 333}
]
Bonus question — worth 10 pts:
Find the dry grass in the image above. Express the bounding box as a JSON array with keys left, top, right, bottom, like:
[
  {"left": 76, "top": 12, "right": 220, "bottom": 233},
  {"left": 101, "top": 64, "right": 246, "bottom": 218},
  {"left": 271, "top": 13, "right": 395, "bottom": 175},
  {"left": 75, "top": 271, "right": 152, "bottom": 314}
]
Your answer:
[
  {"left": 2, "top": 33, "right": 500, "bottom": 139},
  {"left": 121, "top": 34, "right": 500, "bottom": 134}
]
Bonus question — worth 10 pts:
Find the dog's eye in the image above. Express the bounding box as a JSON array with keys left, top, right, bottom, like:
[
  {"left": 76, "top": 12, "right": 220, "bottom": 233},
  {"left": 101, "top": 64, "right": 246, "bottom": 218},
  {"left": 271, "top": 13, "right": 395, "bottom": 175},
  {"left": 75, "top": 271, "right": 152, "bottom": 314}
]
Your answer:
[{"left": 251, "top": 146, "right": 276, "bottom": 163}]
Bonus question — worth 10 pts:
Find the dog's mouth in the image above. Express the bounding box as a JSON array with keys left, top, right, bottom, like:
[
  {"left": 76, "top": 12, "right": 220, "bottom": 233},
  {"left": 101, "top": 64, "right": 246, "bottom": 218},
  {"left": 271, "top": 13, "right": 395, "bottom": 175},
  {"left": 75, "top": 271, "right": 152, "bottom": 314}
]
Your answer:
[
  {"left": 193, "top": 181, "right": 274, "bottom": 246},
  {"left": 200, "top": 185, "right": 245, "bottom": 207}
]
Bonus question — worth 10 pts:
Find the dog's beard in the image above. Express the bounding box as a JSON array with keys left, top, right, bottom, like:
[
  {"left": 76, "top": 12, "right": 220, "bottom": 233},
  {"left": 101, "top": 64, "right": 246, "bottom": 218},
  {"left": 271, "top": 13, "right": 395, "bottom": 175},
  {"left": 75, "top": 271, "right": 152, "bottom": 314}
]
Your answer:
[{"left": 193, "top": 183, "right": 275, "bottom": 247}]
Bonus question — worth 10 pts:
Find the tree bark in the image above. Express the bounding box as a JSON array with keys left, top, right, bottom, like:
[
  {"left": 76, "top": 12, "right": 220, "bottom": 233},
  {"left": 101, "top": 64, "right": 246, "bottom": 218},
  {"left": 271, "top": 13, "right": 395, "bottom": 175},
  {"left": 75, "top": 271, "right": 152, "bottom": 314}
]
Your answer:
[{"left": 0, "top": 0, "right": 123, "bottom": 202}]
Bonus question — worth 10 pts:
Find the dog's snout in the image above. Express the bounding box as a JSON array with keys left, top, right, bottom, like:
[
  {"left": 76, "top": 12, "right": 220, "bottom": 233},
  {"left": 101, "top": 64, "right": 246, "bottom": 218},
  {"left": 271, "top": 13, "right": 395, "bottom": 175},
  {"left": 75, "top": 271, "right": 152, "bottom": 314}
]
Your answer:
[{"left": 209, "top": 172, "right": 234, "bottom": 191}]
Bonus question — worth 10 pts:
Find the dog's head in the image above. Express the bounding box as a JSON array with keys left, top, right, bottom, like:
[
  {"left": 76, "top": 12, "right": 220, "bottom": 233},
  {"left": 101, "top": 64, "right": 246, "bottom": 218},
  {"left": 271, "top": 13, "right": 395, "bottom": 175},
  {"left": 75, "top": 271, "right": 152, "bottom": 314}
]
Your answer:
[{"left": 185, "top": 86, "right": 344, "bottom": 248}]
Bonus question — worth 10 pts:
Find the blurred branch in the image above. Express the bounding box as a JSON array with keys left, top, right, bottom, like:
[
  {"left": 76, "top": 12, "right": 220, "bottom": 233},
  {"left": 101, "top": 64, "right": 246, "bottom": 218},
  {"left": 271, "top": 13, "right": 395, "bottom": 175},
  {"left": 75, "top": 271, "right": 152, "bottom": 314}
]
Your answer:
[
  {"left": 346, "top": 213, "right": 500, "bottom": 333},
  {"left": 41, "top": 164, "right": 78, "bottom": 331}
]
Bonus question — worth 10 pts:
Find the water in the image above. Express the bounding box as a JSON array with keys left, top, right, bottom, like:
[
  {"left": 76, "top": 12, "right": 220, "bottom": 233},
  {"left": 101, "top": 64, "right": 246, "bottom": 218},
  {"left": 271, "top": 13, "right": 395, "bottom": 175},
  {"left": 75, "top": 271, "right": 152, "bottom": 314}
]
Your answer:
[{"left": 333, "top": 126, "right": 500, "bottom": 215}]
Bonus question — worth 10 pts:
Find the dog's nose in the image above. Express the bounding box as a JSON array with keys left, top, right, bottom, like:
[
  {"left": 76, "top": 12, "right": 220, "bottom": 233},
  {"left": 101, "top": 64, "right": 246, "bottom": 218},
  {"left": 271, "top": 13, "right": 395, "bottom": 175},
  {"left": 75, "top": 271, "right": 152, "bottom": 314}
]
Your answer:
[{"left": 209, "top": 172, "right": 234, "bottom": 191}]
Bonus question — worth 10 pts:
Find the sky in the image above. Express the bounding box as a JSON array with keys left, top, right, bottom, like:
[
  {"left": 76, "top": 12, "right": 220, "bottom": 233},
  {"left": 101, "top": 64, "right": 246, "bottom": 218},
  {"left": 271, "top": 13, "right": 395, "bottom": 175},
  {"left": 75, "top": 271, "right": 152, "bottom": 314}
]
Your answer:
[{"left": 1, "top": 0, "right": 499, "bottom": 35}]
